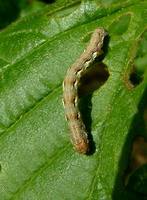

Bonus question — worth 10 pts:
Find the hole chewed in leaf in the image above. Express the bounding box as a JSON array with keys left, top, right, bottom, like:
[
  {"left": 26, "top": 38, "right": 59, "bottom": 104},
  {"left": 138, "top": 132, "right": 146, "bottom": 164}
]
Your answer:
[
  {"left": 128, "top": 67, "right": 143, "bottom": 87},
  {"left": 125, "top": 30, "right": 147, "bottom": 89},
  {"left": 109, "top": 14, "right": 131, "bottom": 35}
]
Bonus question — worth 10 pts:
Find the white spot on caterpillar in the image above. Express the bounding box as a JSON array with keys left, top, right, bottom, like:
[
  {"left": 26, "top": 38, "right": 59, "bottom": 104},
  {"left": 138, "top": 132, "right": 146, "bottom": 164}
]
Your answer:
[
  {"left": 63, "top": 28, "right": 107, "bottom": 154},
  {"left": 74, "top": 96, "right": 78, "bottom": 107},
  {"left": 74, "top": 80, "right": 79, "bottom": 90},
  {"left": 84, "top": 60, "right": 92, "bottom": 69},
  {"left": 92, "top": 52, "right": 98, "bottom": 59},
  {"left": 77, "top": 69, "right": 83, "bottom": 78}
]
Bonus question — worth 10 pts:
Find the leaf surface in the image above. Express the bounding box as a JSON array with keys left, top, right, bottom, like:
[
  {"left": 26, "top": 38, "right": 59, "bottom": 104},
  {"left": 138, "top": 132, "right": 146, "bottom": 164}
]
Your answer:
[{"left": 0, "top": 0, "right": 147, "bottom": 199}]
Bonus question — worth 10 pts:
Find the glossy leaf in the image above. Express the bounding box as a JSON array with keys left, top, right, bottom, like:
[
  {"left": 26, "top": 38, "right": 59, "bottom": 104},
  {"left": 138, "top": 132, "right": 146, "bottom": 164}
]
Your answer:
[{"left": 0, "top": 0, "right": 147, "bottom": 199}]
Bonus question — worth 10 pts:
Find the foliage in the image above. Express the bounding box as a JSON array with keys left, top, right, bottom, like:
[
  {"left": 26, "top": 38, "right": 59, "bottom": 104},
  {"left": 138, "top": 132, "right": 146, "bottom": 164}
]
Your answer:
[{"left": 0, "top": 0, "right": 147, "bottom": 199}]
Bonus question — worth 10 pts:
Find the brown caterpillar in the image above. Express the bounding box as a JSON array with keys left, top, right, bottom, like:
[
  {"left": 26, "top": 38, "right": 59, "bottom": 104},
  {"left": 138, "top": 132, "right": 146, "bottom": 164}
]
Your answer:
[{"left": 63, "top": 28, "right": 107, "bottom": 154}]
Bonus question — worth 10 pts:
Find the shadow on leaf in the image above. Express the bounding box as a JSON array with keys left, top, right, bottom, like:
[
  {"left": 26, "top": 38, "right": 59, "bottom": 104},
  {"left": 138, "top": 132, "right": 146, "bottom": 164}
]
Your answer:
[{"left": 78, "top": 62, "right": 109, "bottom": 155}]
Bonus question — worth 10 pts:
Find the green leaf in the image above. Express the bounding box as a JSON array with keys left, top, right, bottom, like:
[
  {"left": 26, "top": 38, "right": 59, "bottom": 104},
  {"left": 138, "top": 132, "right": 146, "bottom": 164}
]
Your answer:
[{"left": 0, "top": 0, "right": 147, "bottom": 199}]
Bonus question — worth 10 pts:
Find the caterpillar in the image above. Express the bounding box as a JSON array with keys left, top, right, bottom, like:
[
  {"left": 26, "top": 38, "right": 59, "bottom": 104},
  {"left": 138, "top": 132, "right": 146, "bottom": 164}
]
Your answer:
[{"left": 63, "top": 28, "right": 107, "bottom": 154}]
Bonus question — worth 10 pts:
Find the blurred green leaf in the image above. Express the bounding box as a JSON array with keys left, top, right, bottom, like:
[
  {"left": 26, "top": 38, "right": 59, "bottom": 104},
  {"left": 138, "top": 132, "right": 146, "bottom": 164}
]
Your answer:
[{"left": 0, "top": 0, "right": 20, "bottom": 29}]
